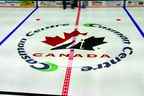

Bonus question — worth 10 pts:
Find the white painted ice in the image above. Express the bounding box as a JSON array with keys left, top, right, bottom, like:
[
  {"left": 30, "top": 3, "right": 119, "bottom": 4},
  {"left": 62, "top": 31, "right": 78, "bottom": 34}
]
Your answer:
[
  {"left": 70, "top": 8, "right": 144, "bottom": 96},
  {"left": 0, "top": 7, "right": 144, "bottom": 96},
  {"left": 128, "top": 7, "right": 144, "bottom": 31},
  {"left": 0, "top": 8, "right": 34, "bottom": 42}
]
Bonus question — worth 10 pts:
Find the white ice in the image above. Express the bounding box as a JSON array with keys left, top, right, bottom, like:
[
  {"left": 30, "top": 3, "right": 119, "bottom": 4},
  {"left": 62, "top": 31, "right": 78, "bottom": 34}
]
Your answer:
[{"left": 0, "top": 7, "right": 144, "bottom": 96}]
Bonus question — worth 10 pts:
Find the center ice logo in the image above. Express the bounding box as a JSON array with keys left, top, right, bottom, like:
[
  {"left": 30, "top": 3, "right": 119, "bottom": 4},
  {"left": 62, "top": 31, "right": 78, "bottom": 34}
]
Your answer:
[
  {"left": 17, "top": 23, "right": 133, "bottom": 72},
  {"left": 42, "top": 30, "right": 106, "bottom": 50}
]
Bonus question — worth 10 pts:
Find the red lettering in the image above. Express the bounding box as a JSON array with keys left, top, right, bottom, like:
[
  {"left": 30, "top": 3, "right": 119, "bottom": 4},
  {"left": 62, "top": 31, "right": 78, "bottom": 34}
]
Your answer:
[
  {"left": 100, "top": 54, "right": 111, "bottom": 58},
  {"left": 59, "top": 54, "right": 69, "bottom": 57},
  {"left": 33, "top": 53, "right": 42, "bottom": 57},
  {"left": 45, "top": 53, "right": 55, "bottom": 57},
  {"left": 87, "top": 54, "right": 97, "bottom": 58},
  {"left": 74, "top": 54, "right": 83, "bottom": 57}
]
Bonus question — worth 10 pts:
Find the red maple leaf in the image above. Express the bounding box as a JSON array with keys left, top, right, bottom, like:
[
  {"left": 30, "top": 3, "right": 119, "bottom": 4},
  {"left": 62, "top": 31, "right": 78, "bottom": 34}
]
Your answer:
[{"left": 42, "top": 30, "right": 87, "bottom": 46}]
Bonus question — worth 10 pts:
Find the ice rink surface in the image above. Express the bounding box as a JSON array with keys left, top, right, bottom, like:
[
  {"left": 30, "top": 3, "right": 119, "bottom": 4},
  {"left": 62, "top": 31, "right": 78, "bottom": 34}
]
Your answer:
[
  {"left": 128, "top": 7, "right": 144, "bottom": 31},
  {"left": 0, "top": 7, "right": 144, "bottom": 96}
]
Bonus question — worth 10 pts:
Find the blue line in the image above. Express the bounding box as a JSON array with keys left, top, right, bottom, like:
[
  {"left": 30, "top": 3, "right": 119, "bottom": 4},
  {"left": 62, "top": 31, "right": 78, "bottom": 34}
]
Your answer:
[
  {"left": 0, "top": 7, "right": 38, "bottom": 46},
  {"left": 123, "top": 6, "right": 144, "bottom": 38}
]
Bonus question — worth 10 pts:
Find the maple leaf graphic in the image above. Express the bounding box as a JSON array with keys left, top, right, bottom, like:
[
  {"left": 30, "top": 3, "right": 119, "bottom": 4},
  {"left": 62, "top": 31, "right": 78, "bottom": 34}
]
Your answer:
[
  {"left": 42, "top": 30, "right": 87, "bottom": 46},
  {"left": 51, "top": 36, "right": 107, "bottom": 50}
]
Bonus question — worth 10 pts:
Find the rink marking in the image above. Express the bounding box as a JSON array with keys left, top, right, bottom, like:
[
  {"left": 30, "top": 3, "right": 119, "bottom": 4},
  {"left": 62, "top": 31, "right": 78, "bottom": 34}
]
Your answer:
[
  {"left": 0, "top": 7, "right": 38, "bottom": 46},
  {"left": 123, "top": 6, "right": 144, "bottom": 38},
  {"left": 62, "top": 0, "right": 81, "bottom": 96},
  {"left": 0, "top": 91, "right": 58, "bottom": 96}
]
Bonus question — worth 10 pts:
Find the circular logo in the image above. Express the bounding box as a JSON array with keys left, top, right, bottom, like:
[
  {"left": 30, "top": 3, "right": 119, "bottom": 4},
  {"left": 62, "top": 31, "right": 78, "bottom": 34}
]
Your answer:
[{"left": 17, "top": 23, "right": 133, "bottom": 72}]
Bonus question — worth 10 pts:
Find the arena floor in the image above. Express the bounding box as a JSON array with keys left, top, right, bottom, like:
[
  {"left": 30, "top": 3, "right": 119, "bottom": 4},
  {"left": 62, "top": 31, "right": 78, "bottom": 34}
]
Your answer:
[{"left": 0, "top": 7, "right": 144, "bottom": 96}]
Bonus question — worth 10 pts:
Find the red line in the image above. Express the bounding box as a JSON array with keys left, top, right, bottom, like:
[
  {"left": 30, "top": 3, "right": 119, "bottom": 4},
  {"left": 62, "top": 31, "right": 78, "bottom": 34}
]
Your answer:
[
  {"left": 61, "top": 0, "right": 81, "bottom": 95},
  {"left": 61, "top": 41, "right": 75, "bottom": 96},
  {"left": 75, "top": 0, "right": 81, "bottom": 29}
]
